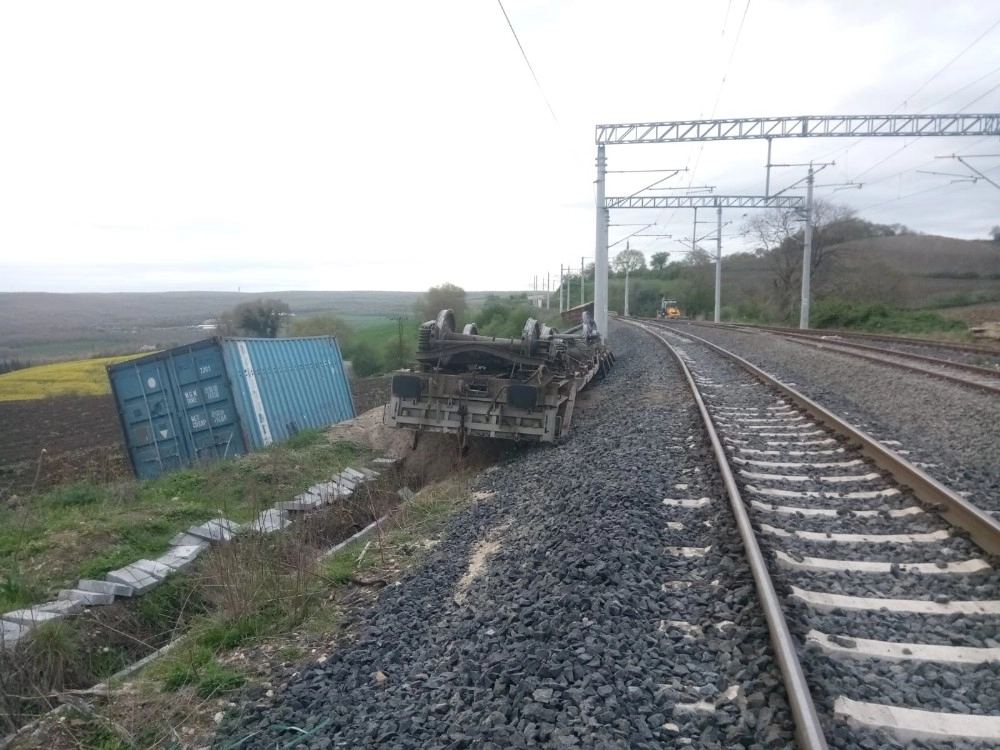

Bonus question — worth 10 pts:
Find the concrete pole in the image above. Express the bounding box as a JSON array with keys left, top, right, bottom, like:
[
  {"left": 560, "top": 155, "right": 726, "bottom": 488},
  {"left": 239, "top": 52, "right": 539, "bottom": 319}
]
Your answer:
[
  {"left": 765, "top": 137, "right": 773, "bottom": 197},
  {"left": 624, "top": 240, "right": 630, "bottom": 317},
  {"left": 558, "top": 264, "right": 563, "bottom": 313},
  {"left": 595, "top": 144, "right": 609, "bottom": 343},
  {"left": 714, "top": 205, "right": 722, "bottom": 323},
  {"left": 546, "top": 273, "right": 550, "bottom": 309},
  {"left": 692, "top": 207, "right": 698, "bottom": 253},
  {"left": 580, "top": 256, "right": 585, "bottom": 307},
  {"left": 799, "top": 165, "right": 815, "bottom": 329}
]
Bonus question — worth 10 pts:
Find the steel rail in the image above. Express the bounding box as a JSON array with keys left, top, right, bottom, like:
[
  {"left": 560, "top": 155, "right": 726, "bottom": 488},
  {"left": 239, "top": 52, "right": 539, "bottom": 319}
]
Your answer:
[
  {"left": 649, "top": 320, "right": 1000, "bottom": 557},
  {"left": 703, "top": 321, "right": 1000, "bottom": 357},
  {"left": 773, "top": 332, "right": 1000, "bottom": 395},
  {"left": 624, "top": 319, "right": 829, "bottom": 750},
  {"left": 680, "top": 320, "right": 1000, "bottom": 395}
]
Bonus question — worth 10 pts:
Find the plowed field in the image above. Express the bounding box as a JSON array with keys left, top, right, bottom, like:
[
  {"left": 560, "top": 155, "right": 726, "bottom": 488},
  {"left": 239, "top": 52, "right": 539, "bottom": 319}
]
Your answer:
[{"left": 0, "top": 395, "right": 130, "bottom": 498}]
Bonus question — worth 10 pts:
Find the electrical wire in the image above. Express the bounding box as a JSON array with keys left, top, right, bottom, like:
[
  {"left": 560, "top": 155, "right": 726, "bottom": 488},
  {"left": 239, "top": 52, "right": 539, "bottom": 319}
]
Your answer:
[
  {"left": 812, "top": 17, "right": 1000, "bottom": 169},
  {"left": 852, "top": 178, "right": 978, "bottom": 213},
  {"left": 496, "top": 0, "right": 559, "bottom": 126},
  {"left": 897, "top": 15, "right": 1000, "bottom": 111},
  {"left": 958, "top": 79, "right": 1000, "bottom": 112},
  {"left": 918, "top": 63, "right": 1000, "bottom": 112},
  {"left": 658, "top": 1, "right": 751, "bottom": 230}
]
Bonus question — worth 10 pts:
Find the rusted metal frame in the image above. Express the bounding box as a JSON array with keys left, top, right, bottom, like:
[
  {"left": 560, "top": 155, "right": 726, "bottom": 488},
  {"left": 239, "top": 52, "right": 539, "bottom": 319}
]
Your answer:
[
  {"left": 777, "top": 333, "right": 1000, "bottom": 393},
  {"left": 415, "top": 344, "right": 547, "bottom": 368},
  {"left": 656, "top": 322, "right": 1000, "bottom": 556},
  {"left": 628, "top": 320, "right": 828, "bottom": 750}
]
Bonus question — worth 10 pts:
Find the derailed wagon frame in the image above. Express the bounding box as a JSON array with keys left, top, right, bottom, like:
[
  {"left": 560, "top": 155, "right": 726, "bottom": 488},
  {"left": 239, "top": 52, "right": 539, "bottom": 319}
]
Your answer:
[{"left": 386, "top": 309, "right": 614, "bottom": 443}]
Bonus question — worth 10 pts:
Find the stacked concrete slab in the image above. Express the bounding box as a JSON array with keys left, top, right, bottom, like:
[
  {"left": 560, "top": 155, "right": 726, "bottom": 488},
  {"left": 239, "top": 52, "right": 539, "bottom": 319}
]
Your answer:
[{"left": 1, "top": 457, "right": 401, "bottom": 651}]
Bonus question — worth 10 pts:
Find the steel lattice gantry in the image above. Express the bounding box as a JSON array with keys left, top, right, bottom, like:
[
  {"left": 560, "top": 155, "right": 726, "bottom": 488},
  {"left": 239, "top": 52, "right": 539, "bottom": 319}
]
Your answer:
[
  {"left": 592, "top": 113, "right": 1000, "bottom": 340},
  {"left": 596, "top": 113, "right": 1000, "bottom": 144},
  {"left": 605, "top": 195, "right": 804, "bottom": 210},
  {"left": 602, "top": 195, "right": 804, "bottom": 324}
]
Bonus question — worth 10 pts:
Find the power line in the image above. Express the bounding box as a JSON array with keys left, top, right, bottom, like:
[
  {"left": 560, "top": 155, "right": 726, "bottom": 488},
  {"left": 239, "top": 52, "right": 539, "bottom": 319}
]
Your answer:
[
  {"left": 898, "top": 14, "right": 1000, "bottom": 111},
  {"left": 496, "top": 0, "right": 559, "bottom": 125},
  {"left": 814, "top": 18, "right": 1000, "bottom": 169},
  {"left": 958, "top": 78, "right": 1000, "bottom": 112},
  {"left": 850, "top": 135, "right": 993, "bottom": 191},
  {"left": 852, "top": 179, "right": 978, "bottom": 213},
  {"left": 918, "top": 63, "right": 1000, "bottom": 112},
  {"left": 659, "top": 1, "right": 751, "bottom": 232},
  {"left": 495, "top": 0, "right": 597, "bottom": 214},
  {"left": 707, "top": 0, "right": 752, "bottom": 121}
]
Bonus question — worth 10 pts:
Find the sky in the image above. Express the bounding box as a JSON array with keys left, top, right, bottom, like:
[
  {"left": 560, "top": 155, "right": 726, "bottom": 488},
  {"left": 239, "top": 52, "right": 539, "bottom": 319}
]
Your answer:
[{"left": 1, "top": 0, "right": 998, "bottom": 294}]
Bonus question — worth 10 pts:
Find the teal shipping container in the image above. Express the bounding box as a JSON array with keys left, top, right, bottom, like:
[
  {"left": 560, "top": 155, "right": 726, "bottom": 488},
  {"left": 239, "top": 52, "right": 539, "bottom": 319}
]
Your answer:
[{"left": 107, "top": 336, "right": 355, "bottom": 479}]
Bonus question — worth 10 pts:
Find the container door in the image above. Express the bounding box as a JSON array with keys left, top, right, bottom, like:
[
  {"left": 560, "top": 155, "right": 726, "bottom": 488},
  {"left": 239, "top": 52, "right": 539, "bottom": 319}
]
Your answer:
[
  {"left": 110, "top": 361, "right": 191, "bottom": 479},
  {"left": 167, "top": 344, "right": 247, "bottom": 465}
]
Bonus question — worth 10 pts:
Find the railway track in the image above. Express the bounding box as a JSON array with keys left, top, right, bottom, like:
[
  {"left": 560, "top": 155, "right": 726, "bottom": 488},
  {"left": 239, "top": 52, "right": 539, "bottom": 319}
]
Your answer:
[
  {"left": 680, "top": 321, "right": 1000, "bottom": 395},
  {"left": 718, "top": 323, "right": 1000, "bottom": 365},
  {"left": 630, "top": 318, "right": 1000, "bottom": 748},
  {"left": 218, "top": 319, "right": 1000, "bottom": 749}
]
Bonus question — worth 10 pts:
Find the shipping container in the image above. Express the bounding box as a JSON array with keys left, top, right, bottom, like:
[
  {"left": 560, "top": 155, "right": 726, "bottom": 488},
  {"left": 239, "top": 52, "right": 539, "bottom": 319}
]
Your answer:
[{"left": 108, "top": 336, "right": 354, "bottom": 479}]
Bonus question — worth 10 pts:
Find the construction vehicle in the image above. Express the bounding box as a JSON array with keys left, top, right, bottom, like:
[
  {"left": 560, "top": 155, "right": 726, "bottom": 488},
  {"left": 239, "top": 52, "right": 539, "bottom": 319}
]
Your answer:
[
  {"left": 386, "top": 309, "right": 613, "bottom": 443},
  {"left": 657, "top": 299, "right": 682, "bottom": 319}
]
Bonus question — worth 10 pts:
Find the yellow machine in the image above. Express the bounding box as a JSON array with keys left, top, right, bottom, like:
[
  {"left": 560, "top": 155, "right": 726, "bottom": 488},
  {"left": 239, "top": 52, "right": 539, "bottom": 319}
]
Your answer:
[{"left": 657, "top": 299, "right": 681, "bottom": 319}]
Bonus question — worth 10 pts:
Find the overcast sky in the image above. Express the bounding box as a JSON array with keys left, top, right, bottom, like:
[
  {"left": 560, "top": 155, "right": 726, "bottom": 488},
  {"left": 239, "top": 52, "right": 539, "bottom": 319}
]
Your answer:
[{"left": 1, "top": 1, "right": 998, "bottom": 294}]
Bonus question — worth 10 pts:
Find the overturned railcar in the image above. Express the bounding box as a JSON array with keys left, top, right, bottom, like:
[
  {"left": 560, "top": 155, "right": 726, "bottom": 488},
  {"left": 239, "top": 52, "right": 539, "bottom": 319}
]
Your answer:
[{"left": 386, "top": 310, "right": 614, "bottom": 443}]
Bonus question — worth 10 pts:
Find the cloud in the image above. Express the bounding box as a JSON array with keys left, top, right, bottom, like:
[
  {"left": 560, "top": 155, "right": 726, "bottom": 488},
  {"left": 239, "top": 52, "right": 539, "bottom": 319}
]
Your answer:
[{"left": 1, "top": 0, "right": 998, "bottom": 293}]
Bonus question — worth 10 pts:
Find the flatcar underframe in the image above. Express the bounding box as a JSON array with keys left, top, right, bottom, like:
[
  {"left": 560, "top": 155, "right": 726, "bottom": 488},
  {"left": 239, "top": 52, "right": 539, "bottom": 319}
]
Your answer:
[{"left": 386, "top": 310, "right": 613, "bottom": 443}]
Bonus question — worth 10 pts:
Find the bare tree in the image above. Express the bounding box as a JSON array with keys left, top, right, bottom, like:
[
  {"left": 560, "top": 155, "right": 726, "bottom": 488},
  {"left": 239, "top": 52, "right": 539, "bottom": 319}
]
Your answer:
[{"left": 743, "top": 201, "right": 859, "bottom": 320}]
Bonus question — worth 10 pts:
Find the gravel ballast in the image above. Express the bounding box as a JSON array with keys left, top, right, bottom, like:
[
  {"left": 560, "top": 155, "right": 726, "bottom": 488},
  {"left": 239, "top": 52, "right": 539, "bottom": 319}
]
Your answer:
[
  {"left": 668, "top": 323, "right": 1000, "bottom": 514},
  {"left": 657, "top": 322, "right": 1000, "bottom": 749},
  {"left": 216, "top": 321, "right": 793, "bottom": 750}
]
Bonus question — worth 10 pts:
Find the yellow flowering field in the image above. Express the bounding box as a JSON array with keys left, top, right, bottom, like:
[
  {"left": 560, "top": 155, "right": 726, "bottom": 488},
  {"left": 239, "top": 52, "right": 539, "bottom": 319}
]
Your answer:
[{"left": 0, "top": 354, "right": 146, "bottom": 401}]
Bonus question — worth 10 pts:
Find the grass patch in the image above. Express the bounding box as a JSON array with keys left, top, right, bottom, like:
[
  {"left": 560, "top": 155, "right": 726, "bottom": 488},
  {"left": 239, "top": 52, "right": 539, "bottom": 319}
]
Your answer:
[
  {"left": 0, "top": 437, "right": 366, "bottom": 609},
  {"left": 321, "top": 540, "right": 381, "bottom": 584},
  {"left": 2, "top": 466, "right": 484, "bottom": 745},
  {"left": 0, "top": 354, "right": 145, "bottom": 401},
  {"left": 811, "top": 299, "right": 968, "bottom": 334},
  {"left": 0, "top": 561, "right": 43, "bottom": 611},
  {"left": 393, "top": 472, "right": 475, "bottom": 534}
]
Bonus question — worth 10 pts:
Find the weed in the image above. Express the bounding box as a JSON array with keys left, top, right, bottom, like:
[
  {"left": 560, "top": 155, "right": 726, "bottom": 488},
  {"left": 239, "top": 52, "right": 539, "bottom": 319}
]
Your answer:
[
  {"left": 0, "top": 561, "right": 41, "bottom": 610},
  {"left": 278, "top": 644, "right": 303, "bottom": 662},
  {"left": 283, "top": 427, "right": 325, "bottom": 450},
  {"left": 155, "top": 644, "right": 214, "bottom": 691},
  {"left": 80, "top": 720, "right": 134, "bottom": 750},
  {"left": 196, "top": 663, "right": 246, "bottom": 698},
  {"left": 196, "top": 611, "right": 275, "bottom": 651},
  {"left": 322, "top": 541, "right": 378, "bottom": 584},
  {"left": 135, "top": 572, "right": 209, "bottom": 637},
  {"left": 27, "top": 619, "right": 83, "bottom": 689},
  {"left": 40, "top": 481, "right": 105, "bottom": 508}
]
